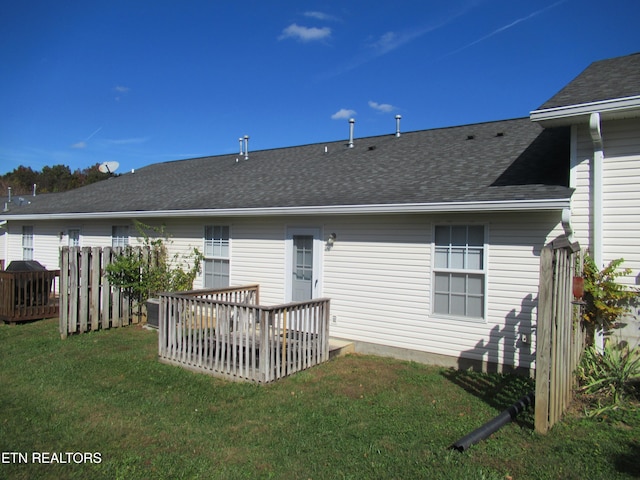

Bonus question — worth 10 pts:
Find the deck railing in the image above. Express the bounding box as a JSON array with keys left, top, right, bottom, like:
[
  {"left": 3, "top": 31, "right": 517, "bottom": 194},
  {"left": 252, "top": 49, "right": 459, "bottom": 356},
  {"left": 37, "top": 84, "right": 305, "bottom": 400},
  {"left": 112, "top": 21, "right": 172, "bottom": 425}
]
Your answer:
[
  {"left": 158, "top": 286, "right": 330, "bottom": 383},
  {"left": 0, "top": 270, "right": 60, "bottom": 323}
]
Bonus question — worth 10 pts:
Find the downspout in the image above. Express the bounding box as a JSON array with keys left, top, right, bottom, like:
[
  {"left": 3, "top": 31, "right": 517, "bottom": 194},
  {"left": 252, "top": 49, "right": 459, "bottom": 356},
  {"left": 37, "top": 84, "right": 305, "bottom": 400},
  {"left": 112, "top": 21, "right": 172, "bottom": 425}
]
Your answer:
[
  {"left": 589, "top": 112, "right": 605, "bottom": 352},
  {"left": 589, "top": 112, "right": 604, "bottom": 268}
]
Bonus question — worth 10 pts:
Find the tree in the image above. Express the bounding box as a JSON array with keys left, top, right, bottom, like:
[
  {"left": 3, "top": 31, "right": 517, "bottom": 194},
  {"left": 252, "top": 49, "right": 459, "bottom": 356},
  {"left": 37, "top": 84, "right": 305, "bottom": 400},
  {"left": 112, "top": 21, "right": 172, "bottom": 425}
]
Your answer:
[{"left": 0, "top": 162, "right": 114, "bottom": 195}]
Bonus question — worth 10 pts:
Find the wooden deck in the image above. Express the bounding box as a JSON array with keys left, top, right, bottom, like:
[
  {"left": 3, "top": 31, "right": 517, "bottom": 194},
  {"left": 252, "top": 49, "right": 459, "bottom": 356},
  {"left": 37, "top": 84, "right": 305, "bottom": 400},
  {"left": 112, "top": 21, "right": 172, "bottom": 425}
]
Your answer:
[
  {"left": 157, "top": 286, "right": 331, "bottom": 383},
  {"left": 0, "top": 270, "right": 60, "bottom": 323}
]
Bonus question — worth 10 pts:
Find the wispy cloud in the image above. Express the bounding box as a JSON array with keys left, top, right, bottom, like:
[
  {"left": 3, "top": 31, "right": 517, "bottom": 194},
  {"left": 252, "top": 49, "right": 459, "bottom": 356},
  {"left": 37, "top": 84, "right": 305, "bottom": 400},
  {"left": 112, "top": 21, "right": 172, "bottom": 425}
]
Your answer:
[
  {"left": 321, "top": 4, "right": 475, "bottom": 79},
  {"left": 71, "top": 126, "right": 102, "bottom": 149},
  {"left": 331, "top": 109, "right": 356, "bottom": 120},
  {"left": 444, "top": 0, "right": 568, "bottom": 58},
  {"left": 304, "top": 11, "right": 337, "bottom": 22},
  {"left": 114, "top": 85, "right": 130, "bottom": 101},
  {"left": 368, "top": 101, "right": 396, "bottom": 113},
  {"left": 279, "top": 23, "right": 331, "bottom": 42}
]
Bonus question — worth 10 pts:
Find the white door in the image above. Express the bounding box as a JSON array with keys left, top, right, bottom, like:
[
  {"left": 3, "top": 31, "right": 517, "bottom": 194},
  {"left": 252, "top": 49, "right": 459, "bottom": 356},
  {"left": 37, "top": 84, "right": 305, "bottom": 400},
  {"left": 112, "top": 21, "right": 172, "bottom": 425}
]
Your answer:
[{"left": 285, "top": 228, "right": 322, "bottom": 302}]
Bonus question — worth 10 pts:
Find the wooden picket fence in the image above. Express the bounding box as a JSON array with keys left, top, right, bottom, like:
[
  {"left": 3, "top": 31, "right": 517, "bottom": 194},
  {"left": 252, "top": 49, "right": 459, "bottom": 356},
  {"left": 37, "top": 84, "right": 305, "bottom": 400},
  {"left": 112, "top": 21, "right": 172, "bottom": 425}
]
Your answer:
[
  {"left": 59, "top": 246, "right": 157, "bottom": 338},
  {"left": 535, "top": 238, "right": 588, "bottom": 433}
]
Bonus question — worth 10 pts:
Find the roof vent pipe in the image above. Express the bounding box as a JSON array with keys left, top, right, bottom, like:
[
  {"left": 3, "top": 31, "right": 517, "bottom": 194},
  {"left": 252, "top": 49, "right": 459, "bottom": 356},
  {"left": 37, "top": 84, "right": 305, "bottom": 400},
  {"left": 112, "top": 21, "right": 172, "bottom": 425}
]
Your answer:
[
  {"left": 395, "top": 114, "right": 402, "bottom": 137},
  {"left": 8, "top": 186, "right": 11, "bottom": 204},
  {"left": 33, "top": 184, "right": 36, "bottom": 197},
  {"left": 239, "top": 137, "right": 244, "bottom": 156},
  {"left": 348, "top": 118, "right": 355, "bottom": 148},
  {"left": 244, "top": 135, "right": 249, "bottom": 160}
]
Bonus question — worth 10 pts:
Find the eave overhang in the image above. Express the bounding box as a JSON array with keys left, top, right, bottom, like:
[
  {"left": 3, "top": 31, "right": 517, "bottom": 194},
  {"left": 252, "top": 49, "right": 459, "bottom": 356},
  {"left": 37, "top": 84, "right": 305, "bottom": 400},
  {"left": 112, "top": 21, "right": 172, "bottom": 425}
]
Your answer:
[
  {"left": 0, "top": 198, "right": 571, "bottom": 221},
  {"left": 530, "top": 95, "right": 640, "bottom": 127}
]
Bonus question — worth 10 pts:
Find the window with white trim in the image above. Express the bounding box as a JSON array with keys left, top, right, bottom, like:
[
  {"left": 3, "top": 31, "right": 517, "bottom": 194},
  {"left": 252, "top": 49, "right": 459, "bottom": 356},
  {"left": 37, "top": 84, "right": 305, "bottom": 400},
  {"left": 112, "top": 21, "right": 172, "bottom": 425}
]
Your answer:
[
  {"left": 22, "top": 226, "right": 34, "bottom": 260},
  {"left": 111, "top": 225, "right": 129, "bottom": 247},
  {"left": 68, "top": 228, "right": 80, "bottom": 247},
  {"left": 433, "top": 225, "right": 485, "bottom": 319},
  {"left": 203, "top": 225, "right": 230, "bottom": 289}
]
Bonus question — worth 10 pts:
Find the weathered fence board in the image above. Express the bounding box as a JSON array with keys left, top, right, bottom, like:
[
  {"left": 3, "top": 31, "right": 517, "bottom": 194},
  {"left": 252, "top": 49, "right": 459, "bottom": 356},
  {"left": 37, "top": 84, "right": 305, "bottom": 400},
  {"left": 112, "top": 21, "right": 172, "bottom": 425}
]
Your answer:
[
  {"left": 59, "top": 246, "right": 152, "bottom": 338},
  {"left": 535, "top": 239, "right": 587, "bottom": 433},
  {"left": 158, "top": 286, "right": 330, "bottom": 383}
]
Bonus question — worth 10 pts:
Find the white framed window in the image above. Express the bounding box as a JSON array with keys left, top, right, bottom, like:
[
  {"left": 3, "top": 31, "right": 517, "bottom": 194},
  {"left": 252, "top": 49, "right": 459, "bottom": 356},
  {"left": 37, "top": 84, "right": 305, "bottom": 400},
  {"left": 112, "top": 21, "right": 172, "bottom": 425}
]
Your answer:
[
  {"left": 68, "top": 228, "right": 81, "bottom": 247},
  {"left": 22, "top": 226, "right": 34, "bottom": 261},
  {"left": 433, "top": 225, "right": 486, "bottom": 320},
  {"left": 111, "top": 225, "right": 129, "bottom": 247},
  {"left": 203, "top": 225, "right": 230, "bottom": 289}
]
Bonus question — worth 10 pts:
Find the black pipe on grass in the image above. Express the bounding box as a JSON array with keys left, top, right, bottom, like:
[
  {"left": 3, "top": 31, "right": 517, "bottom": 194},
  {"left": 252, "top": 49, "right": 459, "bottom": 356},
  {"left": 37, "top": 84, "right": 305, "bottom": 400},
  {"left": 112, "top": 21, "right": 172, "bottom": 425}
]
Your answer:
[{"left": 451, "top": 391, "right": 535, "bottom": 452}]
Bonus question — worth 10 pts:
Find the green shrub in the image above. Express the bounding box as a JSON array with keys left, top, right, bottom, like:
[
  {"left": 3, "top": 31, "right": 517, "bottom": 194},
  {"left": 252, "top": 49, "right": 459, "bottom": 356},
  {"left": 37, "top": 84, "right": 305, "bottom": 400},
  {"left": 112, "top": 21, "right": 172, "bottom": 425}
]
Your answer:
[
  {"left": 582, "top": 255, "right": 638, "bottom": 330},
  {"left": 577, "top": 342, "right": 640, "bottom": 413},
  {"left": 105, "top": 222, "right": 203, "bottom": 304}
]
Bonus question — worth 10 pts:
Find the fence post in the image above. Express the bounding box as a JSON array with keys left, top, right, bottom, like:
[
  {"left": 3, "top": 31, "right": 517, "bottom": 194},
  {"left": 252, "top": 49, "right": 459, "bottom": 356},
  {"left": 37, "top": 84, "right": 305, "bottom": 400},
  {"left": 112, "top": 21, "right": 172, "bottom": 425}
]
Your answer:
[
  {"left": 90, "top": 246, "right": 101, "bottom": 331},
  {"left": 535, "top": 245, "right": 554, "bottom": 434},
  {"left": 59, "top": 247, "right": 69, "bottom": 339},
  {"left": 78, "top": 247, "right": 90, "bottom": 333}
]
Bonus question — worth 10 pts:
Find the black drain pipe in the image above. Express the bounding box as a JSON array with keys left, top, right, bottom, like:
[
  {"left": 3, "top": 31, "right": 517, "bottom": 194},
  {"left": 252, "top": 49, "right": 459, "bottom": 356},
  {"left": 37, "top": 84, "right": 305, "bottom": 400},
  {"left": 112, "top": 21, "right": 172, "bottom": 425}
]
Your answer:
[{"left": 451, "top": 391, "right": 535, "bottom": 452}]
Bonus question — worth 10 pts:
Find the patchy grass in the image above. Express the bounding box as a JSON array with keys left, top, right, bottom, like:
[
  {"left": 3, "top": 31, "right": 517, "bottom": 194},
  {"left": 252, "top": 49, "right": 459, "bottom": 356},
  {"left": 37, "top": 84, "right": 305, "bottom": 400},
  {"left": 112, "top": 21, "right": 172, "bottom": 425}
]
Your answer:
[{"left": 1, "top": 318, "right": 638, "bottom": 479}]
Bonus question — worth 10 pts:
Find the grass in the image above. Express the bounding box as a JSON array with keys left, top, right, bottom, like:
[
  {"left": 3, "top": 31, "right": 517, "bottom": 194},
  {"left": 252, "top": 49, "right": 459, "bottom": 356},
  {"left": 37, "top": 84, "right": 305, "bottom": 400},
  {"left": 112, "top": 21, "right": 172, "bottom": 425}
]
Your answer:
[{"left": 1, "top": 319, "right": 638, "bottom": 479}]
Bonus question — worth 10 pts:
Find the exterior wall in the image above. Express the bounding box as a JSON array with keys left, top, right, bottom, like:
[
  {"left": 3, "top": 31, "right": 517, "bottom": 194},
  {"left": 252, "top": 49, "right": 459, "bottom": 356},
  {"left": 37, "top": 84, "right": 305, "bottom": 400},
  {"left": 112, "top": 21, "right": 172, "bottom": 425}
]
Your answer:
[
  {"left": 572, "top": 117, "right": 640, "bottom": 347},
  {"left": 2, "top": 210, "right": 564, "bottom": 370},
  {"left": 5, "top": 220, "right": 61, "bottom": 270},
  {"left": 572, "top": 117, "right": 640, "bottom": 287},
  {"left": 320, "top": 212, "right": 562, "bottom": 371}
]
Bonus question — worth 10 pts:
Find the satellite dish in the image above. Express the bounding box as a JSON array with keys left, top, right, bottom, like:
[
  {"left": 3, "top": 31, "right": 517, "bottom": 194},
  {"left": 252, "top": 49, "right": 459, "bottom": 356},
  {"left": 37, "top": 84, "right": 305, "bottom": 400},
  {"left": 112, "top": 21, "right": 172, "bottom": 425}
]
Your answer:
[{"left": 99, "top": 161, "right": 120, "bottom": 174}]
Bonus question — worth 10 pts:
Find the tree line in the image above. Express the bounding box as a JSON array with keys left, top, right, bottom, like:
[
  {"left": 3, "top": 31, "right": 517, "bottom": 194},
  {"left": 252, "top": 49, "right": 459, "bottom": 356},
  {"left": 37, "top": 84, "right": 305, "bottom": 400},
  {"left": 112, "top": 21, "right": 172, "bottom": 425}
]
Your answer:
[{"left": 0, "top": 164, "right": 114, "bottom": 196}]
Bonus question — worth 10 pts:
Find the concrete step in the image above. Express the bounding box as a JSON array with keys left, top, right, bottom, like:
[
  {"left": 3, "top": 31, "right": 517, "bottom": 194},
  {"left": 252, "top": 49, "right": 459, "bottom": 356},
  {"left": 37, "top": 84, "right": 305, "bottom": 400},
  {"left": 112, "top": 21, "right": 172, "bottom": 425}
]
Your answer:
[{"left": 329, "top": 338, "right": 355, "bottom": 359}]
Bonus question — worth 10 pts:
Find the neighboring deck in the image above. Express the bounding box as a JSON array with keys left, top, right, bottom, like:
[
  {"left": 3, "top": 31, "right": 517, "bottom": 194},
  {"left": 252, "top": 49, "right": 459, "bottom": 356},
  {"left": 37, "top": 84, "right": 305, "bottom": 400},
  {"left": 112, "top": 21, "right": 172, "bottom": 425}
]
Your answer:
[
  {"left": 158, "top": 285, "right": 332, "bottom": 383},
  {"left": 0, "top": 269, "right": 60, "bottom": 323}
]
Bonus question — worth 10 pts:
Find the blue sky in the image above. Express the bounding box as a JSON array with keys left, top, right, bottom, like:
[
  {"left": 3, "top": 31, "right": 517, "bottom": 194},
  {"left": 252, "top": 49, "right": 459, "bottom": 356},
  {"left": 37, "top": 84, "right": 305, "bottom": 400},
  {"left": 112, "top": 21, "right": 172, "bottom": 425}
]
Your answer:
[{"left": 1, "top": 0, "right": 637, "bottom": 175}]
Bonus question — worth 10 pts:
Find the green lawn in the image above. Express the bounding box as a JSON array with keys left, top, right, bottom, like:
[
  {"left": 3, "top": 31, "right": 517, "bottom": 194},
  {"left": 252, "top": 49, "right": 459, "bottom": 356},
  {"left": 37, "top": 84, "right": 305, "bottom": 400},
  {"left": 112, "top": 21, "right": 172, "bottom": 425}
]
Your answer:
[{"left": 1, "top": 319, "right": 638, "bottom": 479}]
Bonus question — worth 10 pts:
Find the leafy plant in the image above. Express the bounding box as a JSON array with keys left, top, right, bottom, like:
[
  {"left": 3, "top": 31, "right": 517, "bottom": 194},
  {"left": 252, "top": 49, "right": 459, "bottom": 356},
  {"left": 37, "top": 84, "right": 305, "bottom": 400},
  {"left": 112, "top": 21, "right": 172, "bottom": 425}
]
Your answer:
[
  {"left": 577, "top": 342, "right": 640, "bottom": 413},
  {"left": 581, "top": 254, "right": 638, "bottom": 331},
  {"left": 105, "top": 221, "right": 203, "bottom": 305}
]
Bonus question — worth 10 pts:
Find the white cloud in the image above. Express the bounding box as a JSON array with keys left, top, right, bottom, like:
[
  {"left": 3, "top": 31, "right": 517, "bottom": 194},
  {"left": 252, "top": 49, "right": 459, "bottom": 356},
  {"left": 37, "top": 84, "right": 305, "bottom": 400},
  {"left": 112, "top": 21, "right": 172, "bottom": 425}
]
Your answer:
[
  {"left": 71, "top": 141, "right": 87, "bottom": 149},
  {"left": 331, "top": 109, "right": 356, "bottom": 120},
  {"left": 369, "top": 32, "right": 399, "bottom": 54},
  {"left": 279, "top": 23, "right": 331, "bottom": 42},
  {"left": 368, "top": 101, "right": 396, "bottom": 113},
  {"left": 304, "top": 11, "right": 336, "bottom": 21}
]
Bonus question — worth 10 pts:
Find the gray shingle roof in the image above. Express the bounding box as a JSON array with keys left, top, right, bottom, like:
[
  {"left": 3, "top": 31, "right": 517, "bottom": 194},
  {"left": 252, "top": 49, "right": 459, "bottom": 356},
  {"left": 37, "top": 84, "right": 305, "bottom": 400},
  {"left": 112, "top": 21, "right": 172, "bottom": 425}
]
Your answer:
[
  {"left": 1, "top": 117, "right": 571, "bottom": 217},
  {"left": 538, "top": 53, "right": 640, "bottom": 110}
]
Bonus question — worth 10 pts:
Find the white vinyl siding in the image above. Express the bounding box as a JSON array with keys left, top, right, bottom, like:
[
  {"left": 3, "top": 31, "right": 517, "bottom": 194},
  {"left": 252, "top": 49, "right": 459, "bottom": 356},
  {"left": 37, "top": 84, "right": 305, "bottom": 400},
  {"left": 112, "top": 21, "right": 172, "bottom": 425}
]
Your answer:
[
  {"left": 572, "top": 118, "right": 640, "bottom": 288},
  {"left": 228, "top": 221, "right": 286, "bottom": 303},
  {"left": 601, "top": 118, "right": 640, "bottom": 287}
]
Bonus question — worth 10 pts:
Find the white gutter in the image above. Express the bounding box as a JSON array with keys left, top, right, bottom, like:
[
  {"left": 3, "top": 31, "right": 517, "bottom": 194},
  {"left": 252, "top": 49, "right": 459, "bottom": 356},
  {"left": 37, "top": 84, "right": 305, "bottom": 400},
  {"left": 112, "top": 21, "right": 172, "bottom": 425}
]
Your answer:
[
  {"left": 0, "top": 198, "right": 570, "bottom": 221},
  {"left": 589, "top": 112, "right": 604, "bottom": 268},
  {"left": 530, "top": 95, "right": 640, "bottom": 124}
]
